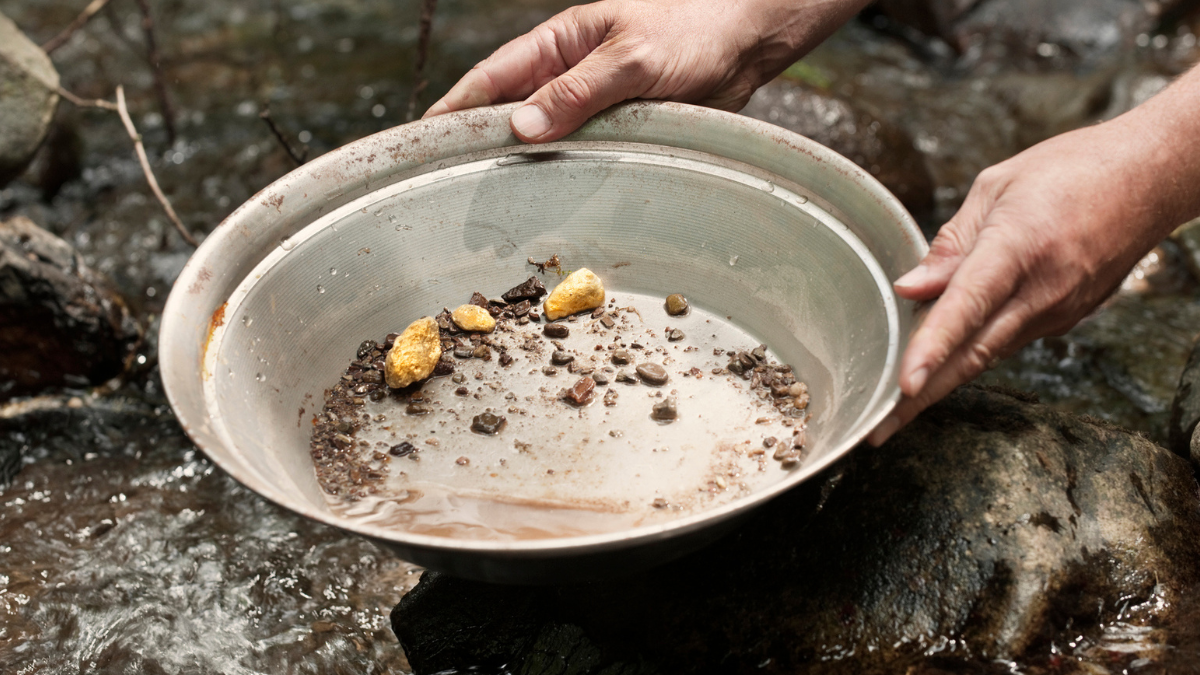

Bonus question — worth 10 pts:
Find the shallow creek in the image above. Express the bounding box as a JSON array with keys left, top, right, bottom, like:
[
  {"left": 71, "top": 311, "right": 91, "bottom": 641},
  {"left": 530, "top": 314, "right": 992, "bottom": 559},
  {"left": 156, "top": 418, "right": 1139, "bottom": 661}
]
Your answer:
[{"left": 2, "top": 0, "right": 1200, "bottom": 672}]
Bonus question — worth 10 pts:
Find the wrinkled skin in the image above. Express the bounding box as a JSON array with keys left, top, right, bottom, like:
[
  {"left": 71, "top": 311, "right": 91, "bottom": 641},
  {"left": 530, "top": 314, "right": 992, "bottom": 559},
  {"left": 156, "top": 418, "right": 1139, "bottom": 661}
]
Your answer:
[
  {"left": 425, "top": 0, "right": 869, "bottom": 141},
  {"left": 426, "top": 0, "right": 1200, "bottom": 443}
]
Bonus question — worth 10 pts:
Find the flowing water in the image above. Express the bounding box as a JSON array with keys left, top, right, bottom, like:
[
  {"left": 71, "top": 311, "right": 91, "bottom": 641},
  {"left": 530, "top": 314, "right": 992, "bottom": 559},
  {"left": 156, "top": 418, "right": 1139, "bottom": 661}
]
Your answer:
[{"left": 2, "top": 0, "right": 1200, "bottom": 672}]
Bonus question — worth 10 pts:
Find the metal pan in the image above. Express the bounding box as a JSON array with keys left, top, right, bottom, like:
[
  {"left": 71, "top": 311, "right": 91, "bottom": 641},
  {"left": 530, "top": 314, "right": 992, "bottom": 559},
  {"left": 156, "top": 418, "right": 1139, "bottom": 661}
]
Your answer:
[{"left": 160, "top": 101, "right": 926, "bottom": 583}]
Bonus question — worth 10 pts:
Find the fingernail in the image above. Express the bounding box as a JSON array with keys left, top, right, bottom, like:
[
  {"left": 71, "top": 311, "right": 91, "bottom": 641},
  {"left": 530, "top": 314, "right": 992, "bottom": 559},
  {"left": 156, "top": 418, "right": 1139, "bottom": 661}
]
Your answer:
[
  {"left": 907, "top": 366, "right": 929, "bottom": 393},
  {"left": 895, "top": 264, "right": 929, "bottom": 289},
  {"left": 512, "top": 104, "right": 551, "bottom": 139},
  {"left": 870, "top": 414, "right": 901, "bottom": 446}
]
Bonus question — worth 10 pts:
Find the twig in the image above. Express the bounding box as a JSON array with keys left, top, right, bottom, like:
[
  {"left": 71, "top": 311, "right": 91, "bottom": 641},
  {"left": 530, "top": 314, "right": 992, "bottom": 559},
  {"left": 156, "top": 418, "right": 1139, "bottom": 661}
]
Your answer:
[
  {"left": 115, "top": 86, "right": 197, "bottom": 247},
  {"left": 405, "top": 0, "right": 438, "bottom": 122},
  {"left": 133, "top": 0, "right": 176, "bottom": 144},
  {"left": 259, "top": 105, "right": 308, "bottom": 166},
  {"left": 0, "top": 50, "right": 118, "bottom": 110},
  {"left": 42, "top": 0, "right": 113, "bottom": 54}
]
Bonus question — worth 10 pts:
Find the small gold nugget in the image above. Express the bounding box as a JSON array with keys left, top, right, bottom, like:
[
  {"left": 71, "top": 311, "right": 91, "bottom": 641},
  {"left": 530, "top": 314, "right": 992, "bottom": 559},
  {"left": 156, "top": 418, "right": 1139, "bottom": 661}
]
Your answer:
[
  {"left": 543, "top": 268, "right": 605, "bottom": 320},
  {"left": 451, "top": 304, "right": 497, "bottom": 333}
]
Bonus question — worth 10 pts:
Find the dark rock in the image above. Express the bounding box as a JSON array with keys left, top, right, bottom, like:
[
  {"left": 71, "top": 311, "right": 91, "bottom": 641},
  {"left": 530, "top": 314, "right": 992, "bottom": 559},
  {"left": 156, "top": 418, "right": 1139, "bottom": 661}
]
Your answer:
[
  {"left": 1169, "top": 333, "right": 1200, "bottom": 465},
  {"left": 392, "top": 386, "right": 1200, "bottom": 674},
  {"left": 0, "top": 217, "right": 139, "bottom": 398},
  {"left": 468, "top": 291, "right": 489, "bottom": 308},
  {"left": 471, "top": 412, "right": 506, "bottom": 435},
  {"left": 0, "top": 394, "right": 178, "bottom": 488},
  {"left": 740, "top": 80, "right": 935, "bottom": 222},
  {"left": 0, "top": 12, "right": 59, "bottom": 186},
  {"left": 635, "top": 363, "right": 668, "bottom": 386},
  {"left": 502, "top": 276, "right": 548, "bottom": 303},
  {"left": 877, "top": 0, "right": 1189, "bottom": 63},
  {"left": 543, "top": 323, "right": 569, "bottom": 339}
]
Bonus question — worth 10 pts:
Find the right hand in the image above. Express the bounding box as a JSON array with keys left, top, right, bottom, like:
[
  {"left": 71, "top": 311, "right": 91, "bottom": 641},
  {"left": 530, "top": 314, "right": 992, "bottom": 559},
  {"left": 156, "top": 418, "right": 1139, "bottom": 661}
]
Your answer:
[{"left": 423, "top": 0, "right": 870, "bottom": 142}]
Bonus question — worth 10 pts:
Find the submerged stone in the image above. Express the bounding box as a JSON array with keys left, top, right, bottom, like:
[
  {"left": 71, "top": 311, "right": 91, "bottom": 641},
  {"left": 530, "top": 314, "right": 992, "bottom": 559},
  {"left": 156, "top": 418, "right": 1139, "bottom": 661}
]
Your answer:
[{"left": 392, "top": 386, "right": 1200, "bottom": 674}]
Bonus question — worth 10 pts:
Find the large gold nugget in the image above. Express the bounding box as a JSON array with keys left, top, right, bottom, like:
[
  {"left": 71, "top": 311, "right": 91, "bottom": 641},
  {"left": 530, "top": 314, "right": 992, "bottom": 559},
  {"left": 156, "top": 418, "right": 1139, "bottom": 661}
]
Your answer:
[
  {"left": 384, "top": 317, "right": 442, "bottom": 389},
  {"left": 543, "top": 268, "right": 605, "bottom": 320}
]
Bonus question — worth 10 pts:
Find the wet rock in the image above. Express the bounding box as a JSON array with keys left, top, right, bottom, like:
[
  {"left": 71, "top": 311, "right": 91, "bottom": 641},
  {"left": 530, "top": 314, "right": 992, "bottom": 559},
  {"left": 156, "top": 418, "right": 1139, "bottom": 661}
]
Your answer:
[
  {"left": 356, "top": 340, "right": 379, "bottom": 360},
  {"left": 664, "top": 294, "right": 689, "bottom": 316},
  {"left": 389, "top": 441, "right": 416, "bottom": 457},
  {"left": 667, "top": 329, "right": 685, "bottom": 342},
  {"left": 0, "top": 13, "right": 59, "bottom": 186},
  {"left": 384, "top": 317, "right": 441, "bottom": 389},
  {"left": 740, "top": 80, "right": 934, "bottom": 222},
  {"left": 1169, "top": 333, "right": 1200, "bottom": 465},
  {"left": 562, "top": 377, "right": 595, "bottom": 406},
  {"left": 0, "top": 394, "right": 175, "bottom": 488},
  {"left": 543, "top": 268, "right": 605, "bottom": 320},
  {"left": 470, "top": 412, "right": 506, "bottom": 435},
  {"left": 635, "top": 363, "right": 668, "bottom": 386},
  {"left": 392, "top": 386, "right": 1200, "bottom": 674},
  {"left": 451, "top": 304, "right": 496, "bottom": 333},
  {"left": 0, "top": 217, "right": 139, "bottom": 398},
  {"left": 611, "top": 350, "right": 631, "bottom": 366},
  {"left": 502, "top": 276, "right": 547, "bottom": 303},
  {"left": 877, "top": 0, "right": 1188, "bottom": 63},
  {"left": 542, "top": 323, "right": 569, "bottom": 339},
  {"left": 650, "top": 396, "right": 677, "bottom": 422},
  {"left": 550, "top": 350, "right": 574, "bottom": 366}
]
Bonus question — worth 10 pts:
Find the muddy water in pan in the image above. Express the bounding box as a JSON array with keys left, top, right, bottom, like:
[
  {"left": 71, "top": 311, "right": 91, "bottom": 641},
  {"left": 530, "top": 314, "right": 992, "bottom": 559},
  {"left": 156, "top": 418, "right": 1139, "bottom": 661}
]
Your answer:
[{"left": 314, "top": 291, "right": 813, "bottom": 540}]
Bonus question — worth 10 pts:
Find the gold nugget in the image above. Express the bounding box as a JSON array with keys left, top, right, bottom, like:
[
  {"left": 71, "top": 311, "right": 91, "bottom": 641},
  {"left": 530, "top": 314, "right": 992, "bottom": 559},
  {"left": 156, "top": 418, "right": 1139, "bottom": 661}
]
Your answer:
[
  {"left": 543, "top": 268, "right": 605, "bottom": 320},
  {"left": 385, "top": 317, "right": 442, "bottom": 389},
  {"left": 451, "top": 304, "right": 496, "bottom": 333}
]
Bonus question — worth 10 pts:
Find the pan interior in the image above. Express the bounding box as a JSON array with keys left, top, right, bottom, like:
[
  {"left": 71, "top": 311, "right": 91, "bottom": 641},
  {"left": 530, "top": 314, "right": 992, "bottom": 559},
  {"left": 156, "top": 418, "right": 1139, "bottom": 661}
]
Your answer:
[{"left": 203, "top": 145, "right": 897, "bottom": 544}]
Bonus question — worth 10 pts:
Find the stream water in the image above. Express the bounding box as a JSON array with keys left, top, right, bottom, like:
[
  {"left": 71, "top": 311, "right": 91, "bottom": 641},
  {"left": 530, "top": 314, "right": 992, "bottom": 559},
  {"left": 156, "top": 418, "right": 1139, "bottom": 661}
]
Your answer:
[{"left": 2, "top": 0, "right": 1200, "bottom": 672}]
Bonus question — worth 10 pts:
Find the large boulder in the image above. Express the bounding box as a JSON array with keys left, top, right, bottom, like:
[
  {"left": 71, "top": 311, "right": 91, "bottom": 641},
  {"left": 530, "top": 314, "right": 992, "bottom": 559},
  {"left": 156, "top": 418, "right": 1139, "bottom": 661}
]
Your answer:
[
  {"left": 0, "top": 216, "right": 139, "bottom": 398},
  {"left": 393, "top": 386, "right": 1200, "bottom": 674},
  {"left": 0, "top": 11, "right": 59, "bottom": 186},
  {"left": 741, "top": 80, "right": 935, "bottom": 223}
]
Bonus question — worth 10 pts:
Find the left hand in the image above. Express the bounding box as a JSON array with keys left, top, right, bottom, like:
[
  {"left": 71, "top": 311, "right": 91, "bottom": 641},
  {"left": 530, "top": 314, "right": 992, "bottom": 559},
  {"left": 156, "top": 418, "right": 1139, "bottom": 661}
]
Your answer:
[{"left": 866, "top": 111, "right": 1192, "bottom": 445}]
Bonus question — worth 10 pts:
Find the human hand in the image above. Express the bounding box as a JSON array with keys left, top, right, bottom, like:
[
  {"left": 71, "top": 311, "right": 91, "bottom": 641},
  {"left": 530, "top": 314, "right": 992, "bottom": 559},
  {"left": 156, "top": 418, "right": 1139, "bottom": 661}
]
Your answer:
[
  {"left": 424, "top": 0, "right": 870, "bottom": 142},
  {"left": 867, "top": 112, "right": 1197, "bottom": 445}
]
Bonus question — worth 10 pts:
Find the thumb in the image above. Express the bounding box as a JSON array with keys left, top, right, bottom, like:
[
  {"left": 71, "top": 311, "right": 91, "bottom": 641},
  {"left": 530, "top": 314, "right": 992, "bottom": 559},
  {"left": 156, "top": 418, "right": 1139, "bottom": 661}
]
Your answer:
[
  {"left": 511, "top": 42, "right": 646, "bottom": 143},
  {"left": 895, "top": 185, "right": 995, "bottom": 301}
]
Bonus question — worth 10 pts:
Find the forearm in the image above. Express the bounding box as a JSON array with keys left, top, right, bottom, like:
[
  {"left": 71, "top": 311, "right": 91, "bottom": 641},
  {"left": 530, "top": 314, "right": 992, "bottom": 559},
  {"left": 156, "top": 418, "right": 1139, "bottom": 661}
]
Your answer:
[{"left": 1112, "top": 64, "right": 1200, "bottom": 237}]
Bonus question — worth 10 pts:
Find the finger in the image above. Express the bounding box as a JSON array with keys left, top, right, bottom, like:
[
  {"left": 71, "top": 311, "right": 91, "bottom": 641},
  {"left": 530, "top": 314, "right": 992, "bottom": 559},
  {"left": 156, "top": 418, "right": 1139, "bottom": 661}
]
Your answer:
[
  {"left": 424, "top": 8, "right": 608, "bottom": 118},
  {"left": 867, "top": 295, "right": 1035, "bottom": 445},
  {"left": 894, "top": 175, "right": 999, "bottom": 301},
  {"left": 510, "top": 35, "right": 653, "bottom": 142},
  {"left": 898, "top": 232, "right": 1022, "bottom": 395}
]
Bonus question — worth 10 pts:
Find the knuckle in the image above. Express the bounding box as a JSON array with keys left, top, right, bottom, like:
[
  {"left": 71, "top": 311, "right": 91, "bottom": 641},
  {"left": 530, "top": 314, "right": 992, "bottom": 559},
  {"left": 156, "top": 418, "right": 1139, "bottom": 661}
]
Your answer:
[
  {"left": 547, "top": 73, "right": 593, "bottom": 114},
  {"left": 962, "top": 340, "right": 997, "bottom": 374}
]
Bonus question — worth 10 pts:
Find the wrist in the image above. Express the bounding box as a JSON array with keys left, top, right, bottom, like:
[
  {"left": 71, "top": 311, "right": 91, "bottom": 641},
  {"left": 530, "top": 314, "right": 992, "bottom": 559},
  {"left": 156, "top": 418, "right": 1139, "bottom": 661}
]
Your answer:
[
  {"left": 739, "top": 0, "right": 870, "bottom": 84},
  {"left": 1106, "top": 68, "right": 1200, "bottom": 233}
]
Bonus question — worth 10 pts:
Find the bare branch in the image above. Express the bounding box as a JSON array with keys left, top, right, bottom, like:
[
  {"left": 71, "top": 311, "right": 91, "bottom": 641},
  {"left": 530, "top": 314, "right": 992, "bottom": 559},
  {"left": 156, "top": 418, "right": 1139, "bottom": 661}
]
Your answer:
[
  {"left": 42, "top": 0, "right": 112, "bottom": 54},
  {"left": 405, "top": 0, "right": 438, "bottom": 122},
  {"left": 133, "top": 0, "right": 176, "bottom": 144},
  {"left": 0, "top": 50, "right": 116, "bottom": 110},
  {"left": 115, "top": 86, "right": 198, "bottom": 247},
  {"left": 259, "top": 105, "right": 308, "bottom": 166}
]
